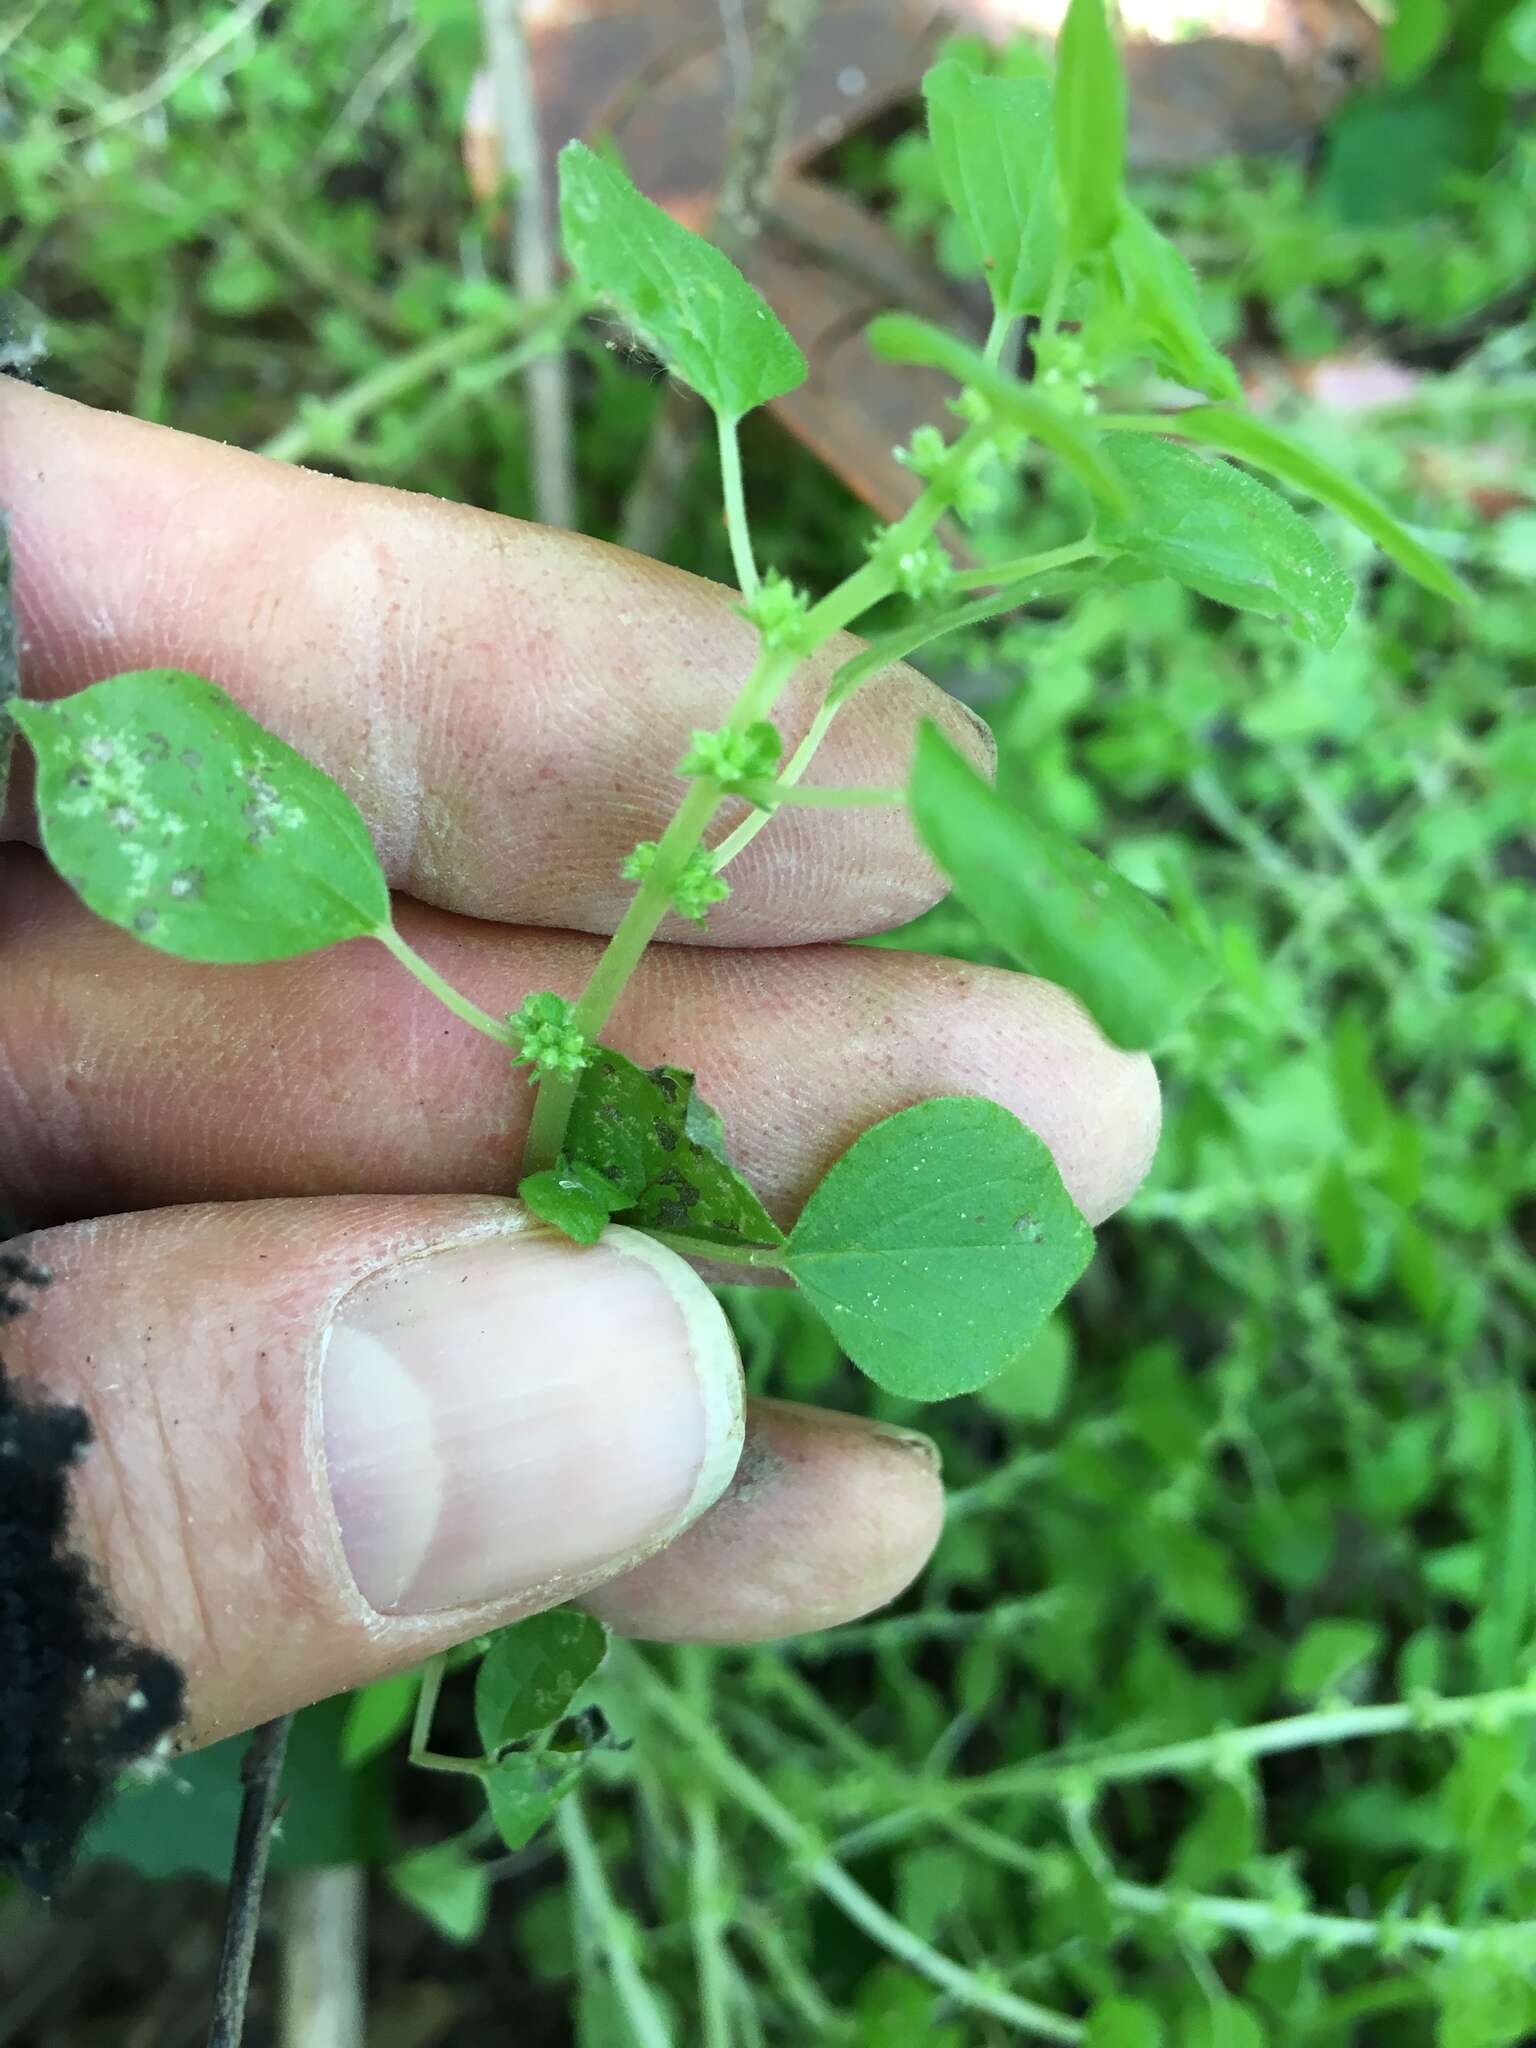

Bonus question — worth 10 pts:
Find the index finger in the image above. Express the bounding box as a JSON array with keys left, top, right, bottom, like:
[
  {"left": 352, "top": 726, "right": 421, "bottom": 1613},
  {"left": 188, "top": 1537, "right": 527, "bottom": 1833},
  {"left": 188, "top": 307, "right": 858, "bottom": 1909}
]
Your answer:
[{"left": 0, "top": 383, "right": 990, "bottom": 945}]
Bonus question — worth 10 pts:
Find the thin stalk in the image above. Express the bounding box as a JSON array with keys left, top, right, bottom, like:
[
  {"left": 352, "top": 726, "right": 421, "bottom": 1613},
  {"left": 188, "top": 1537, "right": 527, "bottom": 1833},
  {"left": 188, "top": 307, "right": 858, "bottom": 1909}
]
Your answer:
[
  {"left": 207, "top": 1715, "right": 293, "bottom": 2048},
  {"left": 681, "top": 1650, "right": 734, "bottom": 2048},
  {"left": 259, "top": 316, "right": 518, "bottom": 464},
  {"left": 477, "top": 0, "right": 575, "bottom": 527},
  {"left": 375, "top": 926, "right": 513, "bottom": 1044},
  {"left": 951, "top": 536, "right": 1102, "bottom": 589},
  {"left": 557, "top": 1792, "right": 676, "bottom": 2048},
  {"left": 1034, "top": 247, "right": 1072, "bottom": 354},
  {"left": 627, "top": 1655, "right": 1085, "bottom": 2044},
  {"left": 946, "top": 1681, "right": 1536, "bottom": 1810},
  {"left": 982, "top": 307, "right": 1013, "bottom": 367},
  {"left": 718, "top": 413, "right": 759, "bottom": 597},
  {"left": 747, "top": 782, "right": 904, "bottom": 809}
]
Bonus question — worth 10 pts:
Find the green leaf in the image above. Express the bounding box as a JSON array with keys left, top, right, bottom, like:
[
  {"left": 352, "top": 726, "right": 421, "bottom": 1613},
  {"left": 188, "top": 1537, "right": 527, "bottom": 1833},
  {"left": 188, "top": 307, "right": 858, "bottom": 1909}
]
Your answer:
[
  {"left": 484, "top": 1750, "right": 589, "bottom": 1852},
  {"left": 922, "top": 61, "right": 1058, "bottom": 317},
  {"left": 558, "top": 141, "right": 805, "bottom": 421},
  {"left": 1054, "top": 0, "right": 1126, "bottom": 258},
  {"left": 564, "top": 1048, "right": 784, "bottom": 1251},
  {"left": 1285, "top": 1618, "right": 1384, "bottom": 1699},
  {"left": 866, "top": 313, "right": 1132, "bottom": 516},
  {"left": 474, "top": 1609, "right": 608, "bottom": 1754},
  {"left": 910, "top": 721, "right": 1213, "bottom": 1049},
  {"left": 782, "top": 1096, "right": 1094, "bottom": 1400},
  {"left": 1100, "top": 202, "right": 1242, "bottom": 403},
  {"left": 518, "top": 1158, "right": 627, "bottom": 1246},
  {"left": 0, "top": 513, "right": 18, "bottom": 817},
  {"left": 1385, "top": 0, "right": 1451, "bottom": 82},
  {"left": 388, "top": 1841, "right": 490, "bottom": 1944},
  {"left": 1098, "top": 437, "right": 1354, "bottom": 647},
  {"left": 1086, "top": 1997, "right": 1165, "bottom": 2048},
  {"left": 1110, "top": 406, "right": 1472, "bottom": 605},
  {"left": 14, "top": 671, "right": 390, "bottom": 963},
  {"left": 340, "top": 1672, "right": 419, "bottom": 1769}
]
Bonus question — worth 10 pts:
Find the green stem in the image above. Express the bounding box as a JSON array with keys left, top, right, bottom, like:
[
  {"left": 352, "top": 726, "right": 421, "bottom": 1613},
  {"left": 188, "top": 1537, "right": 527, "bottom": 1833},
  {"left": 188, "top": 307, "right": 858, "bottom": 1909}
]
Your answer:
[
  {"left": 627, "top": 1654, "right": 1085, "bottom": 2044},
  {"left": 744, "top": 781, "right": 904, "bottom": 810},
  {"left": 1108, "top": 1879, "right": 1529, "bottom": 1959},
  {"left": 947, "top": 1681, "right": 1536, "bottom": 1809},
  {"left": 1035, "top": 247, "right": 1073, "bottom": 355},
  {"left": 951, "top": 535, "right": 1102, "bottom": 589},
  {"left": 524, "top": 420, "right": 994, "bottom": 1174},
  {"left": 982, "top": 307, "right": 1013, "bottom": 368},
  {"left": 375, "top": 925, "right": 513, "bottom": 1044},
  {"left": 717, "top": 412, "right": 759, "bottom": 598},
  {"left": 557, "top": 1791, "right": 677, "bottom": 2048},
  {"left": 407, "top": 1652, "right": 489, "bottom": 1776},
  {"left": 680, "top": 1650, "right": 734, "bottom": 2048}
]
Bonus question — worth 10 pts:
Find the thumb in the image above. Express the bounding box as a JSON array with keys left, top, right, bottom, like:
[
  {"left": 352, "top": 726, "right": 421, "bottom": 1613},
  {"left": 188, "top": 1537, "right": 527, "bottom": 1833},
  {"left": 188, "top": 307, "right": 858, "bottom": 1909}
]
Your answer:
[{"left": 4, "top": 1198, "right": 743, "bottom": 1744}]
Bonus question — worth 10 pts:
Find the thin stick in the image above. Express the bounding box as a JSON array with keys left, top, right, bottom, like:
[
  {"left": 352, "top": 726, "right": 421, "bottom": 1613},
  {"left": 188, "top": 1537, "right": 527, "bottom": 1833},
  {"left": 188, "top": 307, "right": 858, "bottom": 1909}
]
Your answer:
[
  {"left": 280, "top": 1867, "right": 366, "bottom": 2048},
  {"left": 207, "top": 1713, "right": 294, "bottom": 2048},
  {"left": 477, "top": 0, "right": 576, "bottom": 528},
  {"left": 619, "top": 0, "right": 824, "bottom": 559},
  {"left": 1, "top": 512, "right": 18, "bottom": 820}
]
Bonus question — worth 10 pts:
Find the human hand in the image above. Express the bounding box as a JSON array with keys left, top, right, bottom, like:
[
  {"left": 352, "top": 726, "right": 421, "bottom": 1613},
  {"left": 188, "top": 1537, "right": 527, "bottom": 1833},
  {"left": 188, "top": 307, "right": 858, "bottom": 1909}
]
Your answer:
[{"left": 0, "top": 382, "right": 1158, "bottom": 1747}]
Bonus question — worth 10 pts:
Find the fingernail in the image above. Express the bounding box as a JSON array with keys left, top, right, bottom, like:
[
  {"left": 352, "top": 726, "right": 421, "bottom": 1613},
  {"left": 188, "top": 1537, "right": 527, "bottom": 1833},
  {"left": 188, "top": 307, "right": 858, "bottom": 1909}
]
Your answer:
[
  {"left": 321, "top": 1223, "right": 744, "bottom": 1614},
  {"left": 868, "top": 1420, "right": 944, "bottom": 1472}
]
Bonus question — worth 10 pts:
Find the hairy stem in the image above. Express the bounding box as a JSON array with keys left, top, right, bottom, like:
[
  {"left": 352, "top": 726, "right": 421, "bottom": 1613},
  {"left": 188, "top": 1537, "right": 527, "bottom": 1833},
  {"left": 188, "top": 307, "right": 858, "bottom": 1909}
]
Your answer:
[
  {"left": 375, "top": 926, "right": 514, "bottom": 1043},
  {"left": 208, "top": 1715, "right": 293, "bottom": 2048},
  {"left": 642, "top": 1233, "right": 783, "bottom": 1269}
]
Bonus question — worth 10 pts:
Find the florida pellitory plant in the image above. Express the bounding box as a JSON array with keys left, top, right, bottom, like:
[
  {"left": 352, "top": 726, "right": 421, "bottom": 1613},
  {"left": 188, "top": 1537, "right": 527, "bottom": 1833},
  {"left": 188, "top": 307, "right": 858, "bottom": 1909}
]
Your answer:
[{"left": 8, "top": 0, "right": 1465, "bottom": 1836}]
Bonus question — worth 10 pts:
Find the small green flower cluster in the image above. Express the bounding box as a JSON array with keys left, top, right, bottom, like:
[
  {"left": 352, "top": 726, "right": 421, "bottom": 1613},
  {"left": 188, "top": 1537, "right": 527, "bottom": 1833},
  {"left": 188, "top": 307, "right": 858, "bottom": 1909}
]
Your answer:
[
  {"left": 677, "top": 720, "right": 782, "bottom": 790},
  {"left": 867, "top": 529, "right": 954, "bottom": 603},
  {"left": 739, "top": 568, "right": 812, "bottom": 652},
  {"left": 623, "top": 841, "right": 731, "bottom": 925},
  {"left": 508, "top": 992, "right": 590, "bottom": 1082}
]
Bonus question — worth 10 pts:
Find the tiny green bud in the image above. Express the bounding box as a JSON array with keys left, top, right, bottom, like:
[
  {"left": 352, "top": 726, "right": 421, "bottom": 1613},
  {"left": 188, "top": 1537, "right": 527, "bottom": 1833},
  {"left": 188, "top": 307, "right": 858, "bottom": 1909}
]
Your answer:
[
  {"left": 677, "top": 720, "right": 782, "bottom": 789},
  {"left": 740, "top": 568, "right": 812, "bottom": 652},
  {"left": 893, "top": 424, "right": 949, "bottom": 481},
  {"left": 508, "top": 990, "right": 591, "bottom": 1083},
  {"left": 622, "top": 842, "right": 732, "bottom": 926}
]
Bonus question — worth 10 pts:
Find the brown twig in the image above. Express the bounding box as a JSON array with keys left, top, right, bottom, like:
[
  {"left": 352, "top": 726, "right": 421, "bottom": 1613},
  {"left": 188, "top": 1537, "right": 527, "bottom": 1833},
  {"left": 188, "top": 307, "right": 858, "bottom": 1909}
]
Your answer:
[
  {"left": 206, "top": 1714, "right": 293, "bottom": 2048},
  {"left": 619, "top": 0, "right": 825, "bottom": 561},
  {"left": 478, "top": 0, "right": 576, "bottom": 528}
]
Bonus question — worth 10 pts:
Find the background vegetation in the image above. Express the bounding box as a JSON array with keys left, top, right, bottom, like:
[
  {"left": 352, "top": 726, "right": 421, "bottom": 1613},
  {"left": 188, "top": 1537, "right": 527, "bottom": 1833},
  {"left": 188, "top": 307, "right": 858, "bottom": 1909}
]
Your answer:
[{"left": 2, "top": 2, "right": 1534, "bottom": 2042}]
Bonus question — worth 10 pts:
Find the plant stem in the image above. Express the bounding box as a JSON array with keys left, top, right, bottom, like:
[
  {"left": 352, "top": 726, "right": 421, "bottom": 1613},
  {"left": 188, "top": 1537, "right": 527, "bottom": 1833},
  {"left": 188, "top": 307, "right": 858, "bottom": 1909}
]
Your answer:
[
  {"left": 374, "top": 925, "right": 513, "bottom": 1044},
  {"left": 680, "top": 1650, "right": 735, "bottom": 2048},
  {"left": 748, "top": 782, "right": 904, "bottom": 809},
  {"left": 627, "top": 1654, "right": 1086, "bottom": 2044},
  {"left": 717, "top": 412, "right": 759, "bottom": 597},
  {"left": 477, "top": 0, "right": 575, "bottom": 527},
  {"left": 557, "top": 1791, "right": 677, "bottom": 2048},
  {"left": 525, "top": 421, "right": 993, "bottom": 1173},
  {"left": 207, "top": 1714, "right": 293, "bottom": 2048},
  {"left": 982, "top": 307, "right": 1013, "bottom": 367},
  {"left": 951, "top": 535, "right": 1102, "bottom": 589},
  {"left": 946, "top": 1681, "right": 1536, "bottom": 1809}
]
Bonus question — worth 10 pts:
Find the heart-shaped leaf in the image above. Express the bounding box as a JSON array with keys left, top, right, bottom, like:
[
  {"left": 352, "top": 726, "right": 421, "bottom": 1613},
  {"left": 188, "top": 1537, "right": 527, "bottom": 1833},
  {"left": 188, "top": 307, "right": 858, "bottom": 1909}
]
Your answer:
[
  {"left": 474, "top": 1610, "right": 607, "bottom": 1755},
  {"left": 783, "top": 1096, "right": 1094, "bottom": 1401}
]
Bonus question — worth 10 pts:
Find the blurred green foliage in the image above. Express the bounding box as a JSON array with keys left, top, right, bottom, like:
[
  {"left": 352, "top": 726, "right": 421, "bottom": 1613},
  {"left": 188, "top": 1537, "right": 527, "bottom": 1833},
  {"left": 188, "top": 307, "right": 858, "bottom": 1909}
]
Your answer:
[{"left": 5, "top": 2, "right": 1536, "bottom": 2042}]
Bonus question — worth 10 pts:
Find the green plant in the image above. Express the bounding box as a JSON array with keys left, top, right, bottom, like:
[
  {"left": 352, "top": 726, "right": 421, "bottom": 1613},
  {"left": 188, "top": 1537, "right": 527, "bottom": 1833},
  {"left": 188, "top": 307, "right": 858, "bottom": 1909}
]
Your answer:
[{"left": 9, "top": 0, "right": 1468, "bottom": 1883}]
